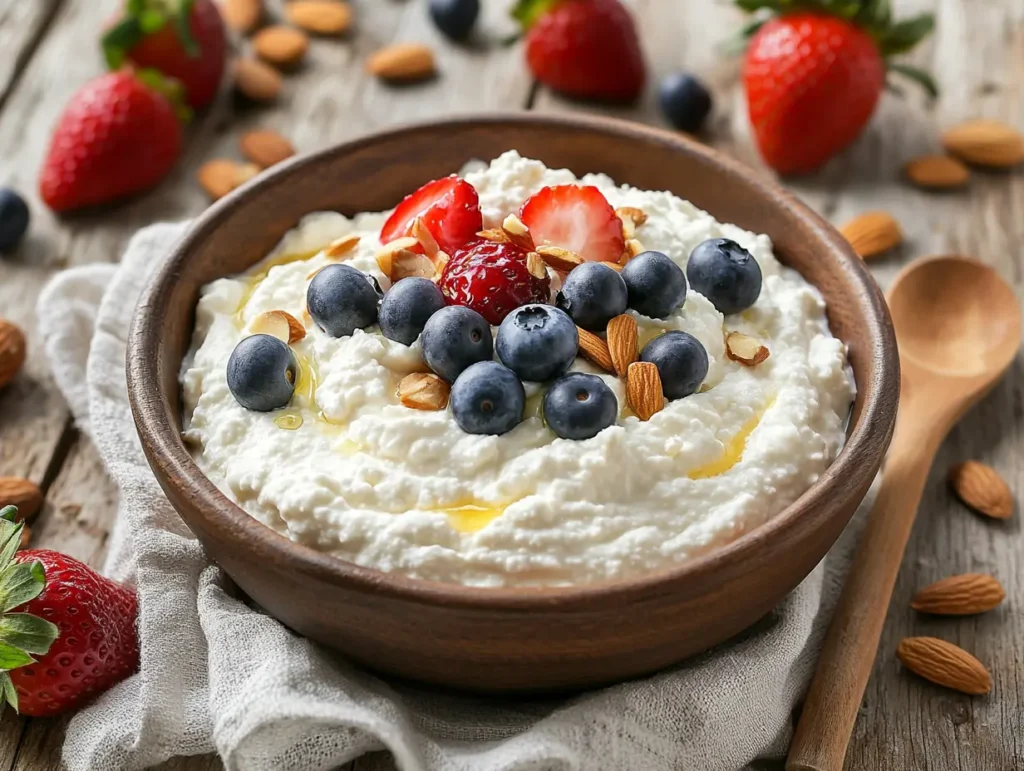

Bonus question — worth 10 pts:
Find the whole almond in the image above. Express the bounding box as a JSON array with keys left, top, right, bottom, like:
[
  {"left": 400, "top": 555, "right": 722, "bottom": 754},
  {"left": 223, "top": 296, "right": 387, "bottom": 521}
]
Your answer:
[
  {"left": 896, "top": 637, "right": 991, "bottom": 695},
  {"left": 725, "top": 331, "right": 770, "bottom": 366},
  {"left": 197, "top": 159, "right": 249, "bottom": 200},
  {"left": 253, "top": 26, "right": 309, "bottom": 68},
  {"left": 367, "top": 43, "right": 436, "bottom": 82},
  {"left": 535, "top": 245, "right": 583, "bottom": 272},
  {"left": 234, "top": 57, "right": 283, "bottom": 101},
  {"left": 0, "top": 477, "right": 43, "bottom": 521},
  {"left": 911, "top": 573, "right": 1005, "bottom": 616},
  {"left": 286, "top": 1, "right": 353, "bottom": 36},
  {"left": 576, "top": 327, "right": 615, "bottom": 373},
  {"left": 627, "top": 362, "right": 663, "bottom": 421},
  {"left": 839, "top": 211, "right": 903, "bottom": 259},
  {"left": 607, "top": 315, "right": 638, "bottom": 376},
  {"left": 240, "top": 129, "right": 295, "bottom": 169},
  {"left": 942, "top": 119, "right": 1024, "bottom": 168},
  {"left": 249, "top": 310, "right": 306, "bottom": 344},
  {"left": 398, "top": 373, "right": 450, "bottom": 411},
  {"left": 904, "top": 155, "right": 970, "bottom": 190},
  {"left": 0, "top": 319, "right": 27, "bottom": 389},
  {"left": 948, "top": 461, "right": 1013, "bottom": 519},
  {"left": 222, "top": 0, "right": 263, "bottom": 33}
]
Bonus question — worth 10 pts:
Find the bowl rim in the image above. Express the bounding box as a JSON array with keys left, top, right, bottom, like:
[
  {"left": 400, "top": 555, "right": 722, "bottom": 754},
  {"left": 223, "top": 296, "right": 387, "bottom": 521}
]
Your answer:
[{"left": 128, "top": 112, "right": 897, "bottom": 611}]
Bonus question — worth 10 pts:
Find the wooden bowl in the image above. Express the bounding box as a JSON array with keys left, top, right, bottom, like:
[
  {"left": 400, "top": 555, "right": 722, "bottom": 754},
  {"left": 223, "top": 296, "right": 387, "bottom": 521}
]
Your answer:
[{"left": 127, "top": 114, "right": 898, "bottom": 693}]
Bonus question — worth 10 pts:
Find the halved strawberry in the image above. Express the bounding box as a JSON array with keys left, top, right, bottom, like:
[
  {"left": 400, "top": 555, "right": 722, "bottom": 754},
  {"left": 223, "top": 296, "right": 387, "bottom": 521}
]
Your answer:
[
  {"left": 380, "top": 176, "right": 482, "bottom": 255},
  {"left": 519, "top": 185, "right": 625, "bottom": 263}
]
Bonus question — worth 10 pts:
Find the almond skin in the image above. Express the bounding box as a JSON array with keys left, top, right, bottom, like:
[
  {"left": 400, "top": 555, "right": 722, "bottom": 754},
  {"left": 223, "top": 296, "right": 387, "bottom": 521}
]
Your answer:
[
  {"left": 896, "top": 637, "right": 992, "bottom": 695},
  {"left": 222, "top": 0, "right": 263, "bottom": 33},
  {"left": 253, "top": 26, "right": 309, "bottom": 68},
  {"left": 839, "top": 211, "right": 903, "bottom": 259},
  {"left": 911, "top": 574, "right": 1005, "bottom": 616},
  {"left": 948, "top": 461, "right": 1014, "bottom": 519},
  {"left": 535, "top": 245, "right": 583, "bottom": 272},
  {"left": 626, "top": 362, "right": 663, "bottom": 421},
  {"left": 607, "top": 315, "right": 638, "bottom": 377},
  {"left": 942, "top": 119, "right": 1024, "bottom": 168},
  {"left": 904, "top": 155, "right": 970, "bottom": 190},
  {"left": 324, "top": 234, "right": 360, "bottom": 258},
  {"left": 0, "top": 319, "right": 27, "bottom": 389},
  {"left": 576, "top": 327, "right": 614, "bottom": 374},
  {"left": 286, "top": 1, "right": 353, "bottom": 36},
  {"left": 0, "top": 477, "right": 43, "bottom": 521},
  {"left": 725, "top": 332, "right": 770, "bottom": 366},
  {"left": 234, "top": 57, "right": 283, "bottom": 102},
  {"left": 197, "top": 159, "right": 250, "bottom": 200},
  {"left": 502, "top": 213, "right": 536, "bottom": 252},
  {"left": 239, "top": 129, "right": 295, "bottom": 169},
  {"left": 249, "top": 310, "right": 306, "bottom": 344},
  {"left": 398, "top": 373, "right": 450, "bottom": 411},
  {"left": 367, "top": 43, "right": 436, "bottom": 82}
]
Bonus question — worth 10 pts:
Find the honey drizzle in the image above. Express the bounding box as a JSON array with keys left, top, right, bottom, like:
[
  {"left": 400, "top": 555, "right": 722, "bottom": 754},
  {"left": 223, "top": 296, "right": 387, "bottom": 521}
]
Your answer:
[{"left": 687, "top": 397, "right": 775, "bottom": 479}]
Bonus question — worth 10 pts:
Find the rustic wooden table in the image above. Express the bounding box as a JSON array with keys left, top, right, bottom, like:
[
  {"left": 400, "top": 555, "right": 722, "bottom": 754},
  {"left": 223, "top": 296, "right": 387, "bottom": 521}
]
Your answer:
[{"left": 0, "top": 0, "right": 1020, "bottom": 769}]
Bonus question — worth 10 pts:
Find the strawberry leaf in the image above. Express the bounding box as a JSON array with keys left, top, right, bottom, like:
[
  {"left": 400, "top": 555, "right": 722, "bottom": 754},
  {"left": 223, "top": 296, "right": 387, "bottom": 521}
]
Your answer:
[
  {"left": 0, "top": 561, "right": 46, "bottom": 614},
  {"left": 888, "top": 62, "right": 938, "bottom": 99},
  {"left": 511, "top": 0, "right": 561, "bottom": 29},
  {"left": 0, "top": 642, "right": 33, "bottom": 671},
  {"left": 879, "top": 14, "right": 934, "bottom": 55},
  {"left": 0, "top": 671, "right": 17, "bottom": 712},
  {"left": 0, "top": 507, "right": 16, "bottom": 523},
  {"left": 0, "top": 614, "right": 59, "bottom": 656}
]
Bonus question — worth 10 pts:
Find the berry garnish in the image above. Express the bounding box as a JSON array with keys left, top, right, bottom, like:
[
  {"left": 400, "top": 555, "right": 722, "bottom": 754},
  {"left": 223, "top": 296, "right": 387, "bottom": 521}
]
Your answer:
[
  {"left": 0, "top": 189, "right": 30, "bottom": 252},
  {"left": 450, "top": 361, "right": 526, "bottom": 436},
  {"left": 438, "top": 238, "right": 550, "bottom": 325},
  {"left": 227, "top": 334, "right": 297, "bottom": 412},
  {"left": 496, "top": 304, "right": 578, "bottom": 382},
  {"left": 686, "top": 238, "right": 762, "bottom": 315},
  {"left": 640, "top": 331, "right": 709, "bottom": 400},
  {"left": 621, "top": 250, "right": 688, "bottom": 319},
  {"left": 659, "top": 73, "right": 713, "bottom": 133},
  {"left": 379, "top": 277, "right": 446, "bottom": 346},
  {"left": 307, "top": 264, "right": 382, "bottom": 338},
  {"left": 421, "top": 305, "right": 493, "bottom": 382},
  {"left": 429, "top": 0, "right": 480, "bottom": 42},
  {"left": 519, "top": 184, "right": 625, "bottom": 263},
  {"left": 380, "top": 176, "right": 483, "bottom": 255},
  {"left": 543, "top": 373, "right": 618, "bottom": 441},
  {"left": 556, "top": 262, "right": 628, "bottom": 332}
]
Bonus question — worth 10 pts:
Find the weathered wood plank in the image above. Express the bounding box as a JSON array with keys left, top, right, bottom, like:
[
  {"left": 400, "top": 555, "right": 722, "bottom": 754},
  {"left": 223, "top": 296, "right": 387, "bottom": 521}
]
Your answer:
[{"left": 0, "top": 0, "right": 62, "bottom": 110}]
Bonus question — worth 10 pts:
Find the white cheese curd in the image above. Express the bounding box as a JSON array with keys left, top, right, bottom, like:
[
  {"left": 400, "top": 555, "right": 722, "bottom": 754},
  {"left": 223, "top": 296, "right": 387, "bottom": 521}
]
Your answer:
[{"left": 182, "top": 151, "right": 855, "bottom": 587}]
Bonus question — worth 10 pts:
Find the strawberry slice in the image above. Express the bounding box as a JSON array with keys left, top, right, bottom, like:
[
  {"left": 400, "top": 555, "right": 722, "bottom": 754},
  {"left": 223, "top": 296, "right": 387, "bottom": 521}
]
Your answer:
[
  {"left": 519, "top": 185, "right": 625, "bottom": 263},
  {"left": 380, "top": 176, "right": 483, "bottom": 255}
]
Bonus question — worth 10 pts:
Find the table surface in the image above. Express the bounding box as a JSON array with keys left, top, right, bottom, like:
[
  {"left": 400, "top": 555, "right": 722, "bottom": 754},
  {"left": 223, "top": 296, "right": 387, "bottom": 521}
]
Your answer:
[{"left": 0, "top": 1, "right": 1021, "bottom": 769}]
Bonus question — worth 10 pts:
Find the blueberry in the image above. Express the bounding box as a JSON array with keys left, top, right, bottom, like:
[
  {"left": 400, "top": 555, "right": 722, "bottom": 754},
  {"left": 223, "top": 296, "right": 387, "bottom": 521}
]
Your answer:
[
  {"left": 686, "top": 238, "right": 762, "bottom": 315},
  {"left": 543, "top": 373, "right": 618, "bottom": 441},
  {"left": 659, "top": 73, "right": 713, "bottom": 134},
  {"left": 496, "top": 304, "right": 578, "bottom": 382},
  {"left": 307, "top": 264, "right": 381, "bottom": 338},
  {"left": 621, "top": 251, "right": 688, "bottom": 319},
  {"left": 227, "top": 334, "right": 297, "bottom": 412},
  {"left": 421, "top": 305, "right": 493, "bottom": 382},
  {"left": 640, "top": 331, "right": 709, "bottom": 400},
  {"left": 556, "top": 262, "right": 628, "bottom": 331},
  {"left": 429, "top": 0, "right": 480, "bottom": 42},
  {"left": 0, "top": 188, "right": 30, "bottom": 252},
  {"left": 450, "top": 361, "right": 525, "bottom": 436},
  {"left": 379, "top": 278, "right": 446, "bottom": 346}
]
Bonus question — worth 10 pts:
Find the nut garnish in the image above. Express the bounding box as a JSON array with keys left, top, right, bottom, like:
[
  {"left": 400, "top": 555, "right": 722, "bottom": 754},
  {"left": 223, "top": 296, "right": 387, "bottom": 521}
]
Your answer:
[
  {"left": 239, "top": 129, "right": 295, "bottom": 169},
  {"left": 725, "top": 332, "right": 770, "bottom": 366},
  {"left": 839, "top": 211, "right": 903, "bottom": 259},
  {"left": 0, "top": 319, "right": 27, "bottom": 389},
  {"left": 624, "top": 239, "right": 645, "bottom": 260},
  {"left": 607, "top": 315, "right": 638, "bottom": 376},
  {"left": 411, "top": 218, "right": 440, "bottom": 258},
  {"left": 576, "top": 327, "right": 615, "bottom": 373},
  {"left": 604, "top": 261, "right": 625, "bottom": 272},
  {"left": 366, "top": 43, "right": 436, "bottom": 82},
  {"left": 942, "top": 119, "right": 1024, "bottom": 168},
  {"left": 376, "top": 237, "right": 419, "bottom": 278},
  {"left": 896, "top": 637, "right": 992, "bottom": 695},
  {"left": 391, "top": 250, "right": 437, "bottom": 281},
  {"left": 324, "top": 233, "right": 361, "bottom": 258},
  {"left": 249, "top": 310, "right": 306, "bottom": 344},
  {"left": 285, "top": 0, "right": 354, "bottom": 36},
  {"left": 536, "top": 245, "right": 583, "bottom": 272},
  {"left": 433, "top": 250, "right": 450, "bottom": 277},
  {"left": 948, "top": 461, "right": 1013, "bottom": 519},
  {"left": 526, "top": 252, "right": 547, "bottom": 280},
  {"left": 616, "top": 206, "right": 648, "bottom": 239},
  {"left": 197, "top": 159, "right": 252, "bottom": 200},
  {"left": 477, "top": 228, "right": 510, "bottom": 244},
  {"left": 904, "top": 155, "right": 970, "bottom": 190},
  {"left": 233, "top": 57, "right": 282, "bottom": 102},
  {"left": 398, "top": 373, "right": 450, "bottom": 411},
  {"left": 0, "top": 477, "right": 42, "bottom": 521},
  {"left": 502, "top": 213, "right": 536, "bottom": 251},
  {"left": 911, "top": 574, "right": 1005, "bottom": 616},
  {"left": 626, "top": 362, "right": 663, "bottom": 421},
  {"left": 253, "top": 25, "right": 310, "bottom": 68},
  {"left": 222, "top": 0, "right": 263, "bottom": 33}
]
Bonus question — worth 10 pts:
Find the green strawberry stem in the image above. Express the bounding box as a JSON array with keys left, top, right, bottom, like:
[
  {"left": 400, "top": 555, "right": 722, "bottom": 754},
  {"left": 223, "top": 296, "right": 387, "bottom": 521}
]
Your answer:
[
  {"left": 102, "top": 0, "right": 199, "bottom": 71},
  {"left": 0, "top": 506, "right": 59, "bottom": 713},
  {"left": 511, "top": 0, "right": 564, "bottom": 29}
]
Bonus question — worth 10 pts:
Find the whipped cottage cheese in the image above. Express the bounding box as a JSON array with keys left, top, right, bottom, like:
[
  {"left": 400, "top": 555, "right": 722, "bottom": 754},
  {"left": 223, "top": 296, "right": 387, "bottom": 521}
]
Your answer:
[{"left": 181, "top": 152, "right": 855, "bottom": 587}]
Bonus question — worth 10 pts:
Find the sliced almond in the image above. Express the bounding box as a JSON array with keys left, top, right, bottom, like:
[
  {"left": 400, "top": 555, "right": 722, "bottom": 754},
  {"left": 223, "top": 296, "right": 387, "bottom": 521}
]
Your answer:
[
  {"left": 398, "top": 373, "right": 450, "bottom": 411},
  {"left": 839, "top": 211, "right": 903, "bottom": 259},
  {"left": 615, "top": 206, "right": 648, "bottom": 228},
  {"left": 286, "top": 0, "right": 354, "bottom": 36},
  {"left": 367, "top": 43, "right": 436, "bottom": 82},
  {"left": 391, "top": 250, "right": 437, "bottom": 281},
  {"left": 896, "top": 637, "right": 992, "bottom": 695},
  {"left": 942, "top": 119, "right": 1024, "bottom": 168},
  {"left": 536, "top": 245, "right": 583, "bottom": 272},
  {"left": 948, "top": 461, "right": 1014, "bottom": 519},
  {"left": 604, "top": 261, "right": 624, "bottom": 272},
  {"left": 234, "top": 57, "right": 283, "bottom": 102},
  {"left": 624, "top": 239, "right": 645, "bottom": 260},
  {"left": 502, "top": 213, "right": 536, "bottom": 251},
  {"left": 411, "top": 218, "right": 440, "bottom": 258},
  {"left": 222, "top": 0, "right": 263, "bottom": 33},
  {"left": 375, "top": 237, "right": 419, "bottom": 277},
  {"left": 626, "top": 362, "right": 663, "bottom": 421},
  {"left": 576, "top": 327, "right": 615, "bottom": 373},
  {"left": 607, "top": 315, "right": 638, "bottom": 377},
  {"left": 197, "top": 159, "right": 253, "bottom": 201},
  {"left": 725, "top": 331, "right": 770, "bottom": 367},
  {"left": 477, "top": 228, "right": 510, "bottom": 244},
  {"left": 904, "top": 155, "right": 970, "bottom": 190},
  {"left": 526, "top": 252, "right": 547, "bottom": 280},
  {"left": 239, "top": 129, "right": 295, "bottom": 169},
  {"left": 911, "top": 574, "right": 1005, "bottom": 616},
  {"left": 433, "top": 250, "right": 449, "bottom": 278},
  {"left": 0, "top": 319, "right": 27, "bottom": 389},
  {"left": 249, "top": 310, "right": 306, "bottom": 344},
  {"left": 324, "top": 233, "right": 361, "bottom": 258},
  {"left": 253, "top": 25, "right": 310, "bottom": 68},
  {"left": 0, "top": 477, "right": 43, "bottom": 521}
]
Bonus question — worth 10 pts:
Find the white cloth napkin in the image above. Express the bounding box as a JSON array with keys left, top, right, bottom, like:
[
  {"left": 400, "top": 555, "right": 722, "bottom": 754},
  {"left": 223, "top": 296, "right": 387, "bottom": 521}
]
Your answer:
[{"left": 37, "top": 223, "right": 876, "bottom": 771}]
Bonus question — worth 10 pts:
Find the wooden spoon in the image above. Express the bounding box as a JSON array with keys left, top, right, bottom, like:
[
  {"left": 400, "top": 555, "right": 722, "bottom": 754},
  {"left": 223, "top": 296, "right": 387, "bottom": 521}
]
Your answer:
[{"left": 787, "top": 255, "right": 1021, "bottom": 771}]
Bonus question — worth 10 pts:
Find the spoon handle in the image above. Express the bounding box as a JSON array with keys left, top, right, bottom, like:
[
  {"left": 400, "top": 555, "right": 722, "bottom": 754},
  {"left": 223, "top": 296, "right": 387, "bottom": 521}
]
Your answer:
[{"left": 786, "top": 406, "right": 944, "bottom": 771}]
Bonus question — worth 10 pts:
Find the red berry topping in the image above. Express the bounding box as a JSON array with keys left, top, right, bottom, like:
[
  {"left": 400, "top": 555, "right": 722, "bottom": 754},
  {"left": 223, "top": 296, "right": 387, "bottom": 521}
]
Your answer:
[
  {"left": 380, "top": 176, "right": 483, "bottom": 255},
  {"left": 438, "top": 239, "right": 551, "bottom": 325},
  {"left": 519, "top": 184, "right": 625, "bottom": 263}
]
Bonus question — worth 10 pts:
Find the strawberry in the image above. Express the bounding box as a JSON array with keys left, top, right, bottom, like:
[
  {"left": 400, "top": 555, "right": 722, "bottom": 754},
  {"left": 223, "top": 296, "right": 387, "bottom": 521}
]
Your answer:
[
  {"left": 39, "top": 70, "right": 184, "bottom": 213},
  {"left": 520, "top": 185, "right": 625, "bottom": 264},
  {"left": 438, "top": 238, "right": 551, "bottom": 325},
  {"left": 737, "top": 1, "right": 935, "bottom": 175},
  {"left": 512, "top": 0, "right": 645, "bottom": 103},
  {"left": 103, "top": 0, "right": 227, "bottom": 109},
  {"left": 0, "top": 506, "right": 139, "bottom": 717},
  {"left": 381, "top": 176, "right": 483, "bottom": 256}
]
